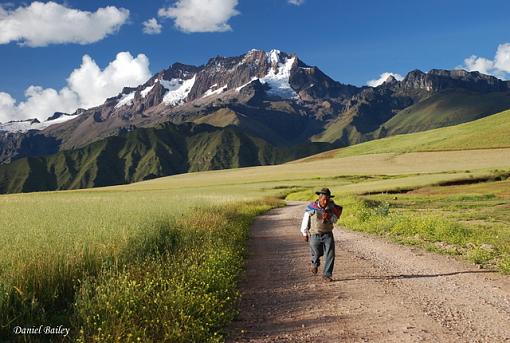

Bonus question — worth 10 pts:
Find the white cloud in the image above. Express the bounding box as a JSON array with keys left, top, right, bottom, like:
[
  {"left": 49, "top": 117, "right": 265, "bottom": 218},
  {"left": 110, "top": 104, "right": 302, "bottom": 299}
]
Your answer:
[
  {"left": 15, "top": 86, "right": 79, "bottom": 121},
  {"left": 0, "top": 1, "right": 129, "bottom": 47},
  {"left": 367, "top": 72, "right": 403, "bottom": 87},
  {"left": 0, "top": 52, "right": 152, "bottom": 123},
  {"left": 288, "top": 0, "right": 305, "bottom": 5},
  {"left": 463, "top": 56, "right": 495, "bottom": 75},
  {"left": 158, "top": 0, "right": 239, "bottom": 33},
  {"left": 0, "top": 92, "right": 17, "bottom": 123},
  {"left": 143, "top": 18, "right": 162, "bottom": 34},
  {"left": 494, "top": 43, "right": 510, "bottom": 73},
  {"left": 459, "top": 43, "right": 510, "bottom": 80},
  {"left": 67, "top": 52, "right": 151, "bottom": 109}
]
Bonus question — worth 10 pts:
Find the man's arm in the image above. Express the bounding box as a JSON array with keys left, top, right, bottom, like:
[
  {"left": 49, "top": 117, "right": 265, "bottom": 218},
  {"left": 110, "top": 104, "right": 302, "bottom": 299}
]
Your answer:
[
  {"left": 300, "top": 211, "right": 311, "bottom": 240},
  {"left": 330, "top": 204, "right": 343, "bottom": 224}
]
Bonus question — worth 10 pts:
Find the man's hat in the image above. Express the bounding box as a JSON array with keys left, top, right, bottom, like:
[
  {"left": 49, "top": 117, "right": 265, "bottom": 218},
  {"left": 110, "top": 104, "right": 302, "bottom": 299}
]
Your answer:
[{"left": 315, "top": 188, "right": 334, "bottom": 198}]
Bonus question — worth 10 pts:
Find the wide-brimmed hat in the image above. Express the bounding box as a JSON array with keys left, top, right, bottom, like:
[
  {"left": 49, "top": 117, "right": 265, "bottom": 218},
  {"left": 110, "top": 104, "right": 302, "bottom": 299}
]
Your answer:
[{"left": 315, "top": 188, "right": 334, "bottom": 198}]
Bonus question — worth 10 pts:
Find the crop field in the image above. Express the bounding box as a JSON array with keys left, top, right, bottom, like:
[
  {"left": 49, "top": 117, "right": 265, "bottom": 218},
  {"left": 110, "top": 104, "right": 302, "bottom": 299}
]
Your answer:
[
  {"left": 120, "top": 148, "right": 510, "bottom": 192},
  {"left": 0, "top": 188, "right": 281, "bottom": 341},
  {"left": 1, "top": 139, "right": 510, "bottom": 341}
]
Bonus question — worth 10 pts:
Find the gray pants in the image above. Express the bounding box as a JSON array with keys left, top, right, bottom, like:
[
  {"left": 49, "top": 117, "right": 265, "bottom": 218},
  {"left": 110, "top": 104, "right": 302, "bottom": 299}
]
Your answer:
[{"left": 309, "top": 232, "right": 335, "bottom": 277}]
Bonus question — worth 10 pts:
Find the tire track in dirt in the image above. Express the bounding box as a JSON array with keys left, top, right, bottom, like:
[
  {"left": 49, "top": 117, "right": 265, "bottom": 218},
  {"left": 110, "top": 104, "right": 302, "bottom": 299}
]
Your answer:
[{"left": 227, "top": 201, "right": 510, "bottom": 342}]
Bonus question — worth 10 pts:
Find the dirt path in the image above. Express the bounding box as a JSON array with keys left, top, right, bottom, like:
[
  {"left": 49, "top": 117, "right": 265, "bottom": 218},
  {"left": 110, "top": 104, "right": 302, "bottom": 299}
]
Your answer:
[{"left": 227, "top": 201, "right": 510, "bottom": 343}]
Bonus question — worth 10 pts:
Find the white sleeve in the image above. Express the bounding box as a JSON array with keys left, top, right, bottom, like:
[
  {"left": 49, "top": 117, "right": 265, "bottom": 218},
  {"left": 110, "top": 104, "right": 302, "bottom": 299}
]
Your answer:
[{"left": 300, "top": 212, "right": 311, "bottom": 236}]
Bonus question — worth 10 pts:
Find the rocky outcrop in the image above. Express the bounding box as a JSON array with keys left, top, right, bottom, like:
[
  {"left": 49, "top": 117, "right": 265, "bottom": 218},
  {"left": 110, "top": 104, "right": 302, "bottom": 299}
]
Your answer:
[
  {"left": 0, "top": 131, "right": 60, "bottom": 164},
  {"left": 395, "top": 69, "right": 510, "bottom": 94}
]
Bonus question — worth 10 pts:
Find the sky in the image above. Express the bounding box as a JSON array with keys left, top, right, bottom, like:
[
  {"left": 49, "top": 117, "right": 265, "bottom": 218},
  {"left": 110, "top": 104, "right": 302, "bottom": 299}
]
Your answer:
[{"left": 1, "top": 0, "right": 510, "bottom": 122}]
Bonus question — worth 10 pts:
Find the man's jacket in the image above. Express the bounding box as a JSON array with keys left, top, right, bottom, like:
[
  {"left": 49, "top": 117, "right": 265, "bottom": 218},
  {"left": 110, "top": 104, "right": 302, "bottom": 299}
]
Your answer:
[{"left": 300, "top": 200, "right": 343, "bottom": 235}]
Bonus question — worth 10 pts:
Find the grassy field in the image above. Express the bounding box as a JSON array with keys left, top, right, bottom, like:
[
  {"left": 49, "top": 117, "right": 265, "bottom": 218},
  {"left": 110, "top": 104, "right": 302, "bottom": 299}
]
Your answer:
[
  {"left": 0, "top": 188, "right": 281, "bottom": 341},
  {"left": 2, "top": 108, "right": 510, "bottom": 341}
]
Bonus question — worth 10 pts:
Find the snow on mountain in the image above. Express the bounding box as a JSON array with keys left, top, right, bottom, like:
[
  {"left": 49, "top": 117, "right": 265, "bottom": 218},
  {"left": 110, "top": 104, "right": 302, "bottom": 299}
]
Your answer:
[
  {"left": 236, "top": 77, "right": 259, "bottom": 92},
  {"left": 161, "top": 75, "right": 196, "bottom": 106},
  {"left": 260, "top": 50, "right": 298, "bottom": 99},
  {"left": 115, "top": 91, "right": 136, "bottom": 109},
  {"left": 268, "top": 49, "right": 281, "bottom": 65},
  {"left": 141, "top": 82, "right": 156, "bottom": 98},
  {"left": 115, "top": 80, "right": 158, "bottom": 109},
  {"left": 203, "top": 84, "right": 227, "bottom": 97},
  {"left": 0, "top": 114, "right": 80, "bottom": 133}
]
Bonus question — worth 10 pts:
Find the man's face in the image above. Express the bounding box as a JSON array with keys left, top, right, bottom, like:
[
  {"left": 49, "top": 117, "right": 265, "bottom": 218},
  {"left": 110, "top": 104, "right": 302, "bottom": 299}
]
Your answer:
[{"left": 318, "top": 194, "right": 329, "bottom": 207}]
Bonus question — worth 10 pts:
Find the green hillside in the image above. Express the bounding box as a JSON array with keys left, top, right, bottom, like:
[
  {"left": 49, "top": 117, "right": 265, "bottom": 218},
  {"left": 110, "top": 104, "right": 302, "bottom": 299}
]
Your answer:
[
  {"left": 312, "top": 90, "right": 510, "bottom": 145},
  {"left": 300, "top": 108, "right": 510, "bottom": 161},
  {"left": 0, "top": 122, "right": 333, "bottom": 194},
  {"left": 377, "top": 90, "right": 510, "bottom": 136},
  {"left": 311, "top": 108, "right": 365, "bottom": 145}
]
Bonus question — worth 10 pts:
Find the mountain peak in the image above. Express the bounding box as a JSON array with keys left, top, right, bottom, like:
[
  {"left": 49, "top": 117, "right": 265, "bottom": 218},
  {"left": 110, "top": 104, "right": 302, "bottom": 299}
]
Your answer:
[
  {"left": 383, "top": 75, "right": 398, "bottom": 84},
  {"left": 267, "top": 49, "right": 282, "bottom": 63},
  {"left": 405, "top": 69, "right": 425, "bottom": 78},
  {"left": 242, "top": 48, "right": 295, "bottom": 63},
  {"left": 46, "top": 112, "right": 69, "bottom": 121},
  {"left": 162, "top": 62, "right": 200, "bottom": 81}
]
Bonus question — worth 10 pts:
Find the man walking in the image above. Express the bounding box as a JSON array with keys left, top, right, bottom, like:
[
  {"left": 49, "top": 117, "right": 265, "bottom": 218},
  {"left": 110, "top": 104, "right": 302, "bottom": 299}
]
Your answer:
[{"left": 300, "top": 188, "right": 342, "bottom": 282}]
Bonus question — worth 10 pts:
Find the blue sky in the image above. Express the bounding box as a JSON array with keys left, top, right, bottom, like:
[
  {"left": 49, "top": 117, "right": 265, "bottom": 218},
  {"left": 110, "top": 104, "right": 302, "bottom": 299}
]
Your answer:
[{"left": 1, "top": 0, "right": 509, "bottom": 121}]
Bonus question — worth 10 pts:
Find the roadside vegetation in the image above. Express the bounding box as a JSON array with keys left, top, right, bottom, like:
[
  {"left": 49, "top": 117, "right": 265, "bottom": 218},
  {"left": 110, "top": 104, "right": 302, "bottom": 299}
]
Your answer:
[{"left": 287, "top": 171, "right": 510, "bottom": 274}]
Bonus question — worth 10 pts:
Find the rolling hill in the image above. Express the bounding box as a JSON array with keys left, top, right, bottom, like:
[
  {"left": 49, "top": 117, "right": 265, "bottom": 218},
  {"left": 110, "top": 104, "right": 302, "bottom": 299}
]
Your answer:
[
  {"left": 299, "top": 108, "right": 510, "bottom": 161},
  {"left": 376, "top": 90, "right": 510, "bottom": 137}
]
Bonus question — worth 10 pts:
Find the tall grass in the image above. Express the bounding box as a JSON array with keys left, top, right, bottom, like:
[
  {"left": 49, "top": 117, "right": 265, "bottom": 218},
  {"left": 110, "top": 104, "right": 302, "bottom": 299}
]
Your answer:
[
  {"left": 0, "top": 187, "right": 281, "bottom": 341},
  {"left": 73, "top": 201, "right": 279, "bottom": 342}
]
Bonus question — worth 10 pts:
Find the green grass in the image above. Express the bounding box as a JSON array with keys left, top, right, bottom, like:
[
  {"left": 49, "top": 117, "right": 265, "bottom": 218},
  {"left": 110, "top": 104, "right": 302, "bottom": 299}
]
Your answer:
[
  {"left": 300, "top": 108, "right": 510, "bottom": 160},
  {"left": 73, "top": 201, "right": 277, "bottom": 342}
]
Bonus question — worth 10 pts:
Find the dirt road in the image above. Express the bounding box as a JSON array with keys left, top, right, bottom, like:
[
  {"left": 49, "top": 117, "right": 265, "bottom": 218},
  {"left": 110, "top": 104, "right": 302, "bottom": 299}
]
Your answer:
[{"left": 227, "top": 201, "right": 510, "bottom": 343}]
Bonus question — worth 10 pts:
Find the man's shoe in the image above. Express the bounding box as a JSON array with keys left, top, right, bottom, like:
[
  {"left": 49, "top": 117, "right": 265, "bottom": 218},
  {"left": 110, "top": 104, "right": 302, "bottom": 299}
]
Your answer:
[
  {"left": 323, "top": 275, "right": 333, "bottom": 282},
  {"left": 309, "top": 266, "right": 318, "bottom": 275}
]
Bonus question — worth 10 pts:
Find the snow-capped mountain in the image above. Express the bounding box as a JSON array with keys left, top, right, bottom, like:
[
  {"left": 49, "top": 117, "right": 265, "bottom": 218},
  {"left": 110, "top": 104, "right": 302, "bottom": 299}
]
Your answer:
[{"left": 95, "top": 48, "right": 359, "bottom": 120}]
